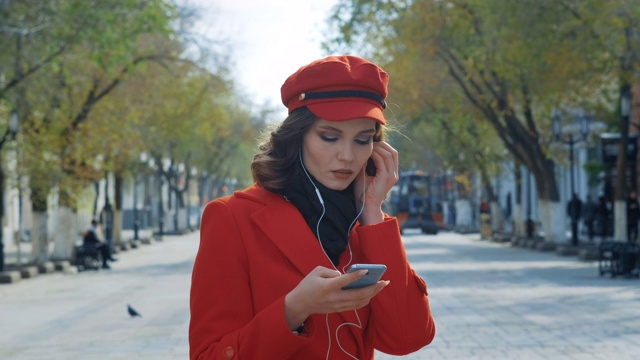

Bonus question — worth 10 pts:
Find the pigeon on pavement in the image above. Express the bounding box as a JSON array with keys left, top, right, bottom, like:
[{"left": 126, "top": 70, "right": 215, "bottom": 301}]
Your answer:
[{"left": 127, "top": 304, "right": 142, "bottom": 317}]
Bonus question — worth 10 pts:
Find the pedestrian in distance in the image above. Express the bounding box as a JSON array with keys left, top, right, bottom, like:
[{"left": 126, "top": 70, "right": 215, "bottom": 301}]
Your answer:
[
  {"left": 479, "top": 199, "right": 490, "bottom": 214},
  {"left": 567, "top": 193, "right": 583, "bottom": 246},
  {"left": 504, "top": 192, "right": 512, "bottom": 220},
  {"left": 83, "top": 219, "right": 116, "bottom": 269},
  {"left": 626, "top": 191, "right": 640, "bottom": 243},
  {"left": 189, "top": 55, "right": 436, "bottom": 359}
]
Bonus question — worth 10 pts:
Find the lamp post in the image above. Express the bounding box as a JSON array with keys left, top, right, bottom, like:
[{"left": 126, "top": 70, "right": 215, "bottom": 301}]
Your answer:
[
  {"left": 553, "top": 110, "right": 590, "bottom": 246},
  {"left": 0, "top": 110, "right": 19, "bottom": 272}
]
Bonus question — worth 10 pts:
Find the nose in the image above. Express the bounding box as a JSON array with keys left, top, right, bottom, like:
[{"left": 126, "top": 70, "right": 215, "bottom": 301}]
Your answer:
[{"left": 337, "top": 143, "right": 355, "bottom": 162}]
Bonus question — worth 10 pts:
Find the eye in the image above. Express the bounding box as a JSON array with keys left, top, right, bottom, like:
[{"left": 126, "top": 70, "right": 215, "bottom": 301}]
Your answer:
[
  {"left": 355, "top": 137, "right": 373, "bottom": 145},
  {"left": 320, "top": 134, "right": 338, "bottom": 142}
]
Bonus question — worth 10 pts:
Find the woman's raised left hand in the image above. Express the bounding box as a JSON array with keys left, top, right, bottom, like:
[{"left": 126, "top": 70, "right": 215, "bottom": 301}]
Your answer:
[{"left": 354, "top": 141, "right": 398, "bottom": 225}]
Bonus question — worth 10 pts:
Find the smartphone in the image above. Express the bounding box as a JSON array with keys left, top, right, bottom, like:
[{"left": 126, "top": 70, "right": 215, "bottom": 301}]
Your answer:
[
  {"left": 342, "top": 264, "right": 387, "bottom": 290},
  {"left": 366, "top": 158, "right": 377, "bottom": 176}
]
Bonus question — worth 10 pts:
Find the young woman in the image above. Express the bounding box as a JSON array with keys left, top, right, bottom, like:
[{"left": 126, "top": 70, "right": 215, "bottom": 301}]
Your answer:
[{"left": 190, "top": 55, "right": 435, "bottom": 359}]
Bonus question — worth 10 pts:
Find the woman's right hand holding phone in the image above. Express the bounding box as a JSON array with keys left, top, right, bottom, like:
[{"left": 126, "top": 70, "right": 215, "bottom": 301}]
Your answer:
[{"left": 283, "top": 266, "right": 389, "bottom": 331}]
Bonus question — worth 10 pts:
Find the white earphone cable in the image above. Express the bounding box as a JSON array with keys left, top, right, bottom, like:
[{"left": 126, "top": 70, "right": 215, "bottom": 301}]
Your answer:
[{"left": 299, "top": 150, "right": 367, "bottom": 360}]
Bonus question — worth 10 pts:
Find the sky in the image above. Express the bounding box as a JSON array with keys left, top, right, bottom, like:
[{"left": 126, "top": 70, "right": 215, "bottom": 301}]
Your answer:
[{"left": 182, "top": 0, "right": 341, "bottom": 118}]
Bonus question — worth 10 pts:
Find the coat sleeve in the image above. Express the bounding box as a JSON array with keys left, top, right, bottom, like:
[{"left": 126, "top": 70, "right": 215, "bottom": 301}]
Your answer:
[
  {"left": 355, "top": 217, "right": 436, "bottom": 355},
  {"left": 189, "top": 200, "right": 312, "bottom": 360}
]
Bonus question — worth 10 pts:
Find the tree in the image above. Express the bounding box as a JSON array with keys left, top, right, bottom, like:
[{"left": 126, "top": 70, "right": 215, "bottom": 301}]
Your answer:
[
  {"left": 1, "top": 0, "right": 181, "bottom": 264},
  {"left": 325, "top": 0, "right": 636, "bottom": 242},
  {"left": 1, "top": 0, "right": 264, "bottom": 265}
]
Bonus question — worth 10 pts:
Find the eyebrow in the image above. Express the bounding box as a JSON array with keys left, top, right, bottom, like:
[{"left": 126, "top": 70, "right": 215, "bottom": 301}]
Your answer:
[{"left": 317, "top": 125, "right": 377, "bottom": 135}]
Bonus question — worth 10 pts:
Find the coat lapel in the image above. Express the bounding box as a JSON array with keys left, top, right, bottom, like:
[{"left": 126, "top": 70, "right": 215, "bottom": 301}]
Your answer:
[
  {"left": 253, "top": 200, "right": 366, "bottom": 353},
  {"left": 249, "top": 188, "right": 334, "bottom": 276},
  {"left": 239, "top": 186, "right": 367, "bottom": 354}
]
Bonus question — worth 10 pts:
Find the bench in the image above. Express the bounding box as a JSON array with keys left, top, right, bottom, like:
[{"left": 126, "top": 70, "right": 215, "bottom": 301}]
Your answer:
[
  {"left": 599, "top": 241, "right": 640, "bottom": 278},
  {"left": 74, "top": 243, "right": 103, "bottom": 271}
]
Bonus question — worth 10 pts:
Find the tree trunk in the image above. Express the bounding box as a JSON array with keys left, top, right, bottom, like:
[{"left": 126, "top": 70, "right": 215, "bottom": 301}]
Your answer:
[
  {"left": 51, "top": 206, "right": 77, "bottom": 260},
  {"left": 114, "top": 173, "right": 123, "bottom": 246},
  {"left": 514, "top": 205, "right": 523, "bottom": 237},
  {"left": 614, "top": 83, "right": 631, "bottom": 242},
  {"left": 52, "top": 188, "right": 78, "bottom": 260},
  {"left": 514, "top": 163, "right": 523, "bottom": 237},
  {"left": 490, "top": 201, "right": 504, "bottom": 233},
  {"left": 530, "top": 157, "right": 563, "bottom": 243},
  {"left": 539, "top": 200, "right": 566, "bottom": 244},
  {"left": 29, "top": 186, "right": 49, "bottom": 265},
  {"left": 29, "top": 211, "right": 49, "bottom": 265},
  {"left": 614, "top": 201, "right": 627, "bottom": 241},
  {"left": 92, "top": 181, "right": 99, "bottom": 219}
]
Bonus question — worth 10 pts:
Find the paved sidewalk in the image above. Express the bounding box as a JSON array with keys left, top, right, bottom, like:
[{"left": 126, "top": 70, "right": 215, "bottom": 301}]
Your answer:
[
  {"left": 0, "top": 233, "right": 198, "bottom": 360},
  {"left": 377, "top": 231, "right": 640, "bottom": 360},
  {"left": 2, "top": 230, "right": 639, "bottom": 359}
]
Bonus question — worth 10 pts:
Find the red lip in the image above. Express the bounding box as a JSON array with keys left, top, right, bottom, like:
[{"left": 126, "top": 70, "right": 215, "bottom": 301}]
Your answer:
[{"left": 332, "top": 169, "right": 354, "bottom": 179}]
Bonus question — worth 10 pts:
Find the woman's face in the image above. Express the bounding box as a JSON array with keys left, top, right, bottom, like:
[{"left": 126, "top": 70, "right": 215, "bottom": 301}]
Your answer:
[{"left": 302, "top": 118, "right": 377, "bottom": 191}]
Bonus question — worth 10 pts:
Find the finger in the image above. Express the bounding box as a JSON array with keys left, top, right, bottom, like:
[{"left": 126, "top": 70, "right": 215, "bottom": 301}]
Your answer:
[
  {"left": 335, "top": 281, "right": 391, "bottom": 311},
  {"left": 380, "top": 144, "right": 398, "bottom": 175},
  {"left": 312, "top": 266, "right": 342, "bottom": 279},
  {"left": 345, "top": 280, "right": 391, "bottom": 302},
  {"left": 375, "top": 142, "right": 398, "bottom": 172},
  {"left": 371, "top": 145, "right": 394, "bottom": 175},
  {"left": 335, "top": 269, "right": 368, "bottom": 288}
]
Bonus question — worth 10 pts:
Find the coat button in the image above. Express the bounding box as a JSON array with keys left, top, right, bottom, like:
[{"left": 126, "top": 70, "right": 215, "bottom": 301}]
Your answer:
[{"left": 223, "top": 346, "right": 234, "bottom": 359}]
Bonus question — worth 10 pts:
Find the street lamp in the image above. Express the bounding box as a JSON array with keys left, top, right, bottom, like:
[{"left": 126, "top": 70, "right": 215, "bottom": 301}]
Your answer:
[{"left": 553, "top": 109, "right": 590, "bottom": 245}]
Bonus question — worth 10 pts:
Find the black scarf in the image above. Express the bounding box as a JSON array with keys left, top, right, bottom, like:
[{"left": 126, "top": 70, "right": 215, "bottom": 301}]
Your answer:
[{"left": 278, "top": 161, "right": 358, "bottom": 266}]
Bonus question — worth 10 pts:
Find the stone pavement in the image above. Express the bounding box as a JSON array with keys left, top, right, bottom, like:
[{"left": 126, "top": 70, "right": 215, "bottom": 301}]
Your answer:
[
  {"left": 0, "top": 233, "right": 197, "bottom": 360},
  {"left": 377, "top": 230, "right": 640, "bottom": 360},
  {"left": 1, "top": 230, "right": 639, "bottom": 359}
]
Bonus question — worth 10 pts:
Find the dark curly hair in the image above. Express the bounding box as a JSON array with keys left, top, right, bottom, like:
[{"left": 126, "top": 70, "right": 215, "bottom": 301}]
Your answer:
[{"left": 251, "top": 107, "right": 384, "bottom": 192}]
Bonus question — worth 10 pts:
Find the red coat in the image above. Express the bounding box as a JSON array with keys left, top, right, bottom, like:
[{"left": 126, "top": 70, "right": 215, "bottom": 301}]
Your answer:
[{"left": 190, "top": 184, "right": 435, "bottom": 359}]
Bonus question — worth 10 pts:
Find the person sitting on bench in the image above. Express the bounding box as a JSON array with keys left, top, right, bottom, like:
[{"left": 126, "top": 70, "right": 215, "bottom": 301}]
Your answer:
[{"left": 83, "top": 219, "right": 116, "bottom": 269}]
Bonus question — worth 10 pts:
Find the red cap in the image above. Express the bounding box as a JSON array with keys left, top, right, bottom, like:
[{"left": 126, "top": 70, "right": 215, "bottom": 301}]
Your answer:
[{"left": 280, "top": 55, "right": 388, "bottom": 124}]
